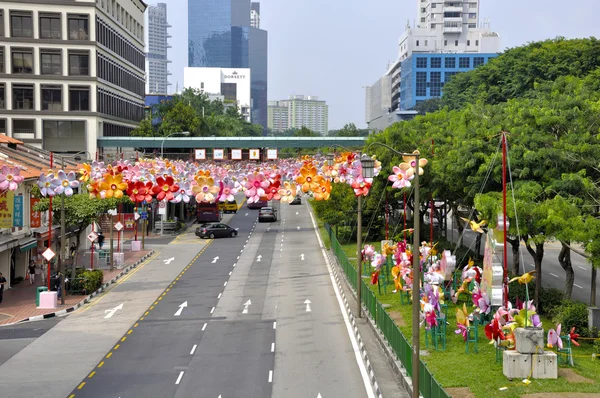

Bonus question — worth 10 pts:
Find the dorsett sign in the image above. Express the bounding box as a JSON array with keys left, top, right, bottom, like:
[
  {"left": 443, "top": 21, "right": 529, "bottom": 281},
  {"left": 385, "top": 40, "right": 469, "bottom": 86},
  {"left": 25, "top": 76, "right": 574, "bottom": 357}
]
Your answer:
[{"left": 224, "top": 71, "right": 246, "bottom": 79}]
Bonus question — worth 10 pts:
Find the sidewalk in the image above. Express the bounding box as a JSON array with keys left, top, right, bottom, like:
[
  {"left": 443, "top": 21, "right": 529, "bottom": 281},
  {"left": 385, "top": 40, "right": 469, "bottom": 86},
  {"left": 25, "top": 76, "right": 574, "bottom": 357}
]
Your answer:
[{"left": 0, "top": 249, "right": 153, "bottom": 326}]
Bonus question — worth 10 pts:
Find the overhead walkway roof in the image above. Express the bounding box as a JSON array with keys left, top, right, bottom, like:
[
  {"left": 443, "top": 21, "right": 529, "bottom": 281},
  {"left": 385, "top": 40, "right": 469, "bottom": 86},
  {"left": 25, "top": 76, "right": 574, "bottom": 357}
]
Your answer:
[{"left": 97, "top": 136, "right": 367, "bottom": 149}]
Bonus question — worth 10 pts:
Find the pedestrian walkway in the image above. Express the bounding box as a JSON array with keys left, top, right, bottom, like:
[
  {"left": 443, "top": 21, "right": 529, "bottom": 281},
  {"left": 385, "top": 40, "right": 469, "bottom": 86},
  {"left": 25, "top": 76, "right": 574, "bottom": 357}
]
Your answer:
[{"left": 0, "top": 249, "right": 152, "bottom": 326}]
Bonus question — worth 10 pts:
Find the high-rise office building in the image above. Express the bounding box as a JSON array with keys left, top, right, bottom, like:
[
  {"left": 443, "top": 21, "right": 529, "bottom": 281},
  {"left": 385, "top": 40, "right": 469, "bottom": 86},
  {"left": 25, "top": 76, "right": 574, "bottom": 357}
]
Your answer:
[
  {"left": 250, "top": 2, "right": 260, "bottom": 28},
  {"left": 366, "top": 0, "right": 500, "bottom": 129},
  {"left": 0, "top": 0, "right": 147, "bottom": 156},
  {"left": 268, "top": 96, "right": 328, "bottom": 136},
  {"left": 145, "top": 3, "right": 171, "bottom": 94},
  {"left": 188, "top": 0, "right": 268, "bottom": 130}
]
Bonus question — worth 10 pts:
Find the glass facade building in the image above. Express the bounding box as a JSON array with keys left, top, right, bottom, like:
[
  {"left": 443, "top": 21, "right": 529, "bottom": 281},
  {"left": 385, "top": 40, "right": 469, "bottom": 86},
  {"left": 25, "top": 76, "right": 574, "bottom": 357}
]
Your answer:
[
  {"left": 188, "top": 0, "right": 267, "bottom": 130},
  {"left": 400, "top": 53, "right": 498, "bottom": 110}
]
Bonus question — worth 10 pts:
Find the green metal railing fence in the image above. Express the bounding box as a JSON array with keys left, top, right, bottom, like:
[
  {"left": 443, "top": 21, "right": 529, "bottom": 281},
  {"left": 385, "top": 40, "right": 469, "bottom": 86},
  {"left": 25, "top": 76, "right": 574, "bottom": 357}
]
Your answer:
[{"left": 325, "top": 223, "right": 451, "bottom": 398}]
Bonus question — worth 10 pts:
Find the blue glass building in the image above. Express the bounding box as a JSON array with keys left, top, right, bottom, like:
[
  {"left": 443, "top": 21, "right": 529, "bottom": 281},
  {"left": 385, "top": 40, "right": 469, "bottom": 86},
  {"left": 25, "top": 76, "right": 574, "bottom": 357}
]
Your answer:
[
  {"left": 188, "top": 0, "right": 268, "bottom": 130},
  {"left": 400, "top": 53, "right": 498, "bottom": 110}
]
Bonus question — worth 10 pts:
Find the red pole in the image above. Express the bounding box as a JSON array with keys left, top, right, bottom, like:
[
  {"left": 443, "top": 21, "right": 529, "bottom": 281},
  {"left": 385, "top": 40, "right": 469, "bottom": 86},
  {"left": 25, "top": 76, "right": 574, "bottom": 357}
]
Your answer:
[
  {"left": 91, "top": 222, "right": 94, "bottom": 270},
  {"left": 47, "top": 153, "right": 53, "bottom": 289},
  {"left": 502, "top": 133, "right": 509, "bottom": 308}
]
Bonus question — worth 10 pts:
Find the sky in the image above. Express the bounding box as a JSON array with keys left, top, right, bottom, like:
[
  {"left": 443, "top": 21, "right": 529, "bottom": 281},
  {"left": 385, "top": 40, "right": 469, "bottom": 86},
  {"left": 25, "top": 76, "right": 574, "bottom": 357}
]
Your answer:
[{"left": 163, "top": 0, "right": 600, "bottom": 130}]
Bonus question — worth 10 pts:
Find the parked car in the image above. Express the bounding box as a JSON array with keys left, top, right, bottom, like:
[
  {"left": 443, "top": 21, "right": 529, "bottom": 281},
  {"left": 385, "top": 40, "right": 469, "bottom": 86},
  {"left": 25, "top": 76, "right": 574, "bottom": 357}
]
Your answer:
[
  {"left": 258, "top": 207, "right": 277, "bottom": 222},
  {"left": 222, "top": 200, "right": 238, "bottom": 213},
  {"left": 247, "top": 199, "right": 268, "bottom": 209},
  {"left": 290, "top": 195, "right": 301, "bottom": 205},
  {"left": 195, "top": 223, "right": 238, "bottom": 239}
]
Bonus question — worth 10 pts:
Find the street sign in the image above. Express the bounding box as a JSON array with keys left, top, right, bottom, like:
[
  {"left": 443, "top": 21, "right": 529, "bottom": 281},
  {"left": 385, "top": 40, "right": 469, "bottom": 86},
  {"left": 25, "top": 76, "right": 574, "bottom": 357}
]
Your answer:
[
  {"left": 134, "top": 212, "right": 141, "bottom": 221},
  {"left": 42, "top": 248, "right": 55, "bottom": 261},
  {"left": 141, "top": 212, "right": 148, "bottom": 220},
  {"left": 114, "top": 222, "right": 124, "bottom": 231},
  {"left": 158, "top": 200, "right": 167, "bottom": 215},
  {"left": 87, "top": 231, "right": 98, "bottom": 243}
]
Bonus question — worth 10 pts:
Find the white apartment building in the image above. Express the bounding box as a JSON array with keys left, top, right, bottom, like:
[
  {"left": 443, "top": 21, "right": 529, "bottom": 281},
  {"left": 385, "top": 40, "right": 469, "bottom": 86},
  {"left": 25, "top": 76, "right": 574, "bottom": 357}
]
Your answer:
[
  {"left": 145, "top": 2, "right": 171, "bottom": 94},
  {"left": 398, "top": 0, "right": 500, "bottom": 62},
  {"left": 0, "top": 0, "right": 147, "bottom": 157},
  {"left": 250, "top": 2, "right": 260, "bottom": 29},
  {"left": 268, "top": 95, "right": 328, "bottom": 136},
  {"left": 183, "top": 67, "right": 252, "bottom": 122}
]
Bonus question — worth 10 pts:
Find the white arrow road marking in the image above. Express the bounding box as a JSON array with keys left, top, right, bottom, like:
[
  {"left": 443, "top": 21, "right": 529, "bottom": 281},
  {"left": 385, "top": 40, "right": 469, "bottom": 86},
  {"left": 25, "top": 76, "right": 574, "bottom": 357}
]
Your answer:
[
  {"left": 304, "top": 299, "right": 312, "bottom": 312},
  {"left": 301, "top": 254, "right": 305, "bottom": 261},
  {"left": 212, "top": 256, "right": 219, "bottom": 263},
  {"left": 163, "top": 257, "right": 175, "bottom": 265},
  {"left": 174, "top": 301, "right": 188, "bottom": 316},
  {"left": 104, "top": 303, "right": 124, "bottom": 319},
  {"left": 175, "top": 371, "right": 184, "bottom": 384},
  {"left": 256, "top": 255, "right": 262, "bottom": 262},
  {"left": 243, "top": 299, "right": 252, "bottom": 314}
]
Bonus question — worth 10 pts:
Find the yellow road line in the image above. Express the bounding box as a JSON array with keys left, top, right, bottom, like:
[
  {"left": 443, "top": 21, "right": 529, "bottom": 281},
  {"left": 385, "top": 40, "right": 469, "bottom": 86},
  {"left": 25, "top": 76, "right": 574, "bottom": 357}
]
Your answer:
[
  {"left": 106, "top": 352, "right": 112, "bottom": 359},
  {"left": 88, "top": 371, "right": 96, "bottom": 378},
  {"left": 69, "top": 394, "right": 75, "bottom": 398},
  {"left": 77, "top": 382, "right": 86, "bottom": 390},
  {"left": 127, "top": 329, "right": 133, "bottom": 335},
  {"left": 97, "top": 361, "right": 104, "bottom": 368},
  {"left": 114, "top": 344, "right": 120, "bottom": 350},
  {"left": 121, "top": 336, "right": 127, "bottom": 342}
]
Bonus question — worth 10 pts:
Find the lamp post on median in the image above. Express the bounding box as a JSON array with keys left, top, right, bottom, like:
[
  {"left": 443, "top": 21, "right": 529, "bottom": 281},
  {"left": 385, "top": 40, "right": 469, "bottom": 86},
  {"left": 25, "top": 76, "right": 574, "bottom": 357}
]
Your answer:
[
  {"left": 363, "top": 142, "right": 422, "bottom": 398},
  {"left": 160, "top": 131, "right": 191, "bottom": 158}
]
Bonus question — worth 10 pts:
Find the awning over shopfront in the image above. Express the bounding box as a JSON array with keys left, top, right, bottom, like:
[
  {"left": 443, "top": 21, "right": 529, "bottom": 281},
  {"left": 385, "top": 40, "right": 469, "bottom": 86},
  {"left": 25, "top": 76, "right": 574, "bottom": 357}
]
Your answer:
[
  {"left": 18, "top": 237, "right": 37, "bottom": 252},
  {"left": 0, "top": 234, "right": 19, "bottom": 252}
]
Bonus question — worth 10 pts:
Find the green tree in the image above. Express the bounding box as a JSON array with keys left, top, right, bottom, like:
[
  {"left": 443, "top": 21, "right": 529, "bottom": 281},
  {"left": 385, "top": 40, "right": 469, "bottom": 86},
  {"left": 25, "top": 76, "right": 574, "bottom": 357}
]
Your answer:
[
  {"left": 329, "top": 123, "right": 370, "bottom": 137},
  {"left": 158, "top": 102, "right": 200, "bottom": 136},
  {"left": 294, "top": 126, "right": 320, "bottom": 137},
  {"left": 131, "top": 118, "right": 156, "bottom": 137}
]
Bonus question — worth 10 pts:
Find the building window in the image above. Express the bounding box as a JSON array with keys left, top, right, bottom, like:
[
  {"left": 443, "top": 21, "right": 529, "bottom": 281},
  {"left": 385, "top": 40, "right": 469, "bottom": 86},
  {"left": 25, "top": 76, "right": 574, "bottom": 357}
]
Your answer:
[
  {"left": 13, "top": 85, "right": 34, "bottom": 110},
  {"left": 476, "top": 40, "right": 479, "bottom": 46},
  {"left": 473, "top": 57, "right": 485, "bottom": 67},
  {"left": 431, "top": 57, "right": 441, "bottom": 68},
  {"left": 12, "top": 48, "right": 34, "bottom": 74},
  {"left": 444, "top": 40, "right": 447, "bottom": 46},
  {"left": 43, "top": 121, "right": 86, "bottom": 152},
  {"left": 469, "top": 13, "right": 477, "bottom": 19},
  {"left": 40, "top": 13, "right": 62, "bottom": 39},
  {"left": 459, "top": 57, "right": 471, "bottom": 68},
  {"left": 69, "top": 86, "right": 90, "bottom": 111},
  {"left": 420, "top": 18, "right": 425, "bottom": 23},
  {"left": 416, "top": 72, "right": 427, "bottom": 97},
  {"left": 68, "top": 14, "right": 89, "bottom": 40},
  {"left": 445, "top": 71, "right": 458, "bottom": 83},
  {"left": 425, "top": 40, "right": 428, "bottom": 46},
  {"left": 421, "top": 7, "right": 426, "bottom": 12},
  {"left": 469, "top": 2, "right": 477, "bottom": 8},
  {"left": 41, "top": 85, "right": 62, "bottom": 111},
  {"left": 0, "top": 11, "right": 4, "bottom": 37},
  {"left": 0, "top": 84, "right": 4, "bottom": 109},
  {"left": 430, "top": 71, "right": 442, "bottom": 97},
  {"left": 416, "top": 57, "right": 427, "bottom": 68},
  {"left": 68, "top": 51, "right": 89, "bottom": 75},
  {"left": 455, "top": 40, "right": 459, "bottom": 46},
  {"left": 0, "top": 47, "right": 4, "bottom": 73},
  {"left": 0, "top": 120, "right": 5, "bottom": 134},
  {"left": 469, "top": 23, "right": 476, "bottom": 28},
  {"left": 445, "top": 57, "right": 456, "bottom": 68},
  {"left": 467, "top": 40, "right": 471, "bottom": 46},
  {"left": 432, "top": 3, "right": 436, "bottom": 8},
  {"left": 10, "top": 11, "right": 33, "bottom": 38},
  {"left": 41, "top": 49, "right": 62, "bottom": 75},
  {"left": 13, "top": 119, "right": 35, "bottom": 135},
  {"left": 416, "top": 40, "right": 419, "bottom": 47}
]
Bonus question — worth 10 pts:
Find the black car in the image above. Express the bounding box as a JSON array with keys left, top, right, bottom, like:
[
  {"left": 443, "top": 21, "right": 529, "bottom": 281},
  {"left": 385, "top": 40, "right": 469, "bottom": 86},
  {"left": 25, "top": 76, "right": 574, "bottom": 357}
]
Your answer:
[
  {"left": 290, "top": 195, "right": 302, "bottom": 205},
  {"left": 195, "top": 223, "right": 238, "bottom": 239}
]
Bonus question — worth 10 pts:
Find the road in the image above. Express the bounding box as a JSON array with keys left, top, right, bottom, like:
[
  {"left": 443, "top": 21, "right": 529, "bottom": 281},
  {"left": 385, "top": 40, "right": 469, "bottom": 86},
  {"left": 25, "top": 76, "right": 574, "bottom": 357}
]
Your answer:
[
  {"left": 63, "top": 202, "right": 371, "bottom": 397},
  {"left": 443, "top": 219, "right": 598, "bottom": 305}
]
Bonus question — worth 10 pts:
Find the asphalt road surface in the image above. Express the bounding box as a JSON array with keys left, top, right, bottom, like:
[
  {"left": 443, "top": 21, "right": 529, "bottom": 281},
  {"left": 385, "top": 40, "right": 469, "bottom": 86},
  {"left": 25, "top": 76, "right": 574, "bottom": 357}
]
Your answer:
[{"left": 67, "top": 202, "right": 371, "bottom": 398}]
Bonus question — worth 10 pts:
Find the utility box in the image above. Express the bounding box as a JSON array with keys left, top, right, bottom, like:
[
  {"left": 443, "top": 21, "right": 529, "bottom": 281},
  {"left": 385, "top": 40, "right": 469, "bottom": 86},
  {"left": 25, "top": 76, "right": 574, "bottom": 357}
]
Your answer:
[
  {"left": 515, "top": 327, "right": 545, "bottom": 354},
  {"left": 531, "top": 352, "right": 558, "bottom": 379},
  {"left": 503, "top": 350, "right": 531, "bottom": 379},
  {"left": 589, "top": 307, "right": 600, "bottom": 330}
]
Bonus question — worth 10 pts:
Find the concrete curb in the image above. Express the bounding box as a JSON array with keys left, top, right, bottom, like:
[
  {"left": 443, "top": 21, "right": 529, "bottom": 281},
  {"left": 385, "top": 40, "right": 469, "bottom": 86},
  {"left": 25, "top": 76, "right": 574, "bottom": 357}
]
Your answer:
[
  {"left": 324, "top": 249, "right": 384, "bottom": 398},
  {"left": 11, "top": 250, "right": 156, "bottom": 326},
  {"left": 326, "top": 249, "right": 419, "bottom": 398}
]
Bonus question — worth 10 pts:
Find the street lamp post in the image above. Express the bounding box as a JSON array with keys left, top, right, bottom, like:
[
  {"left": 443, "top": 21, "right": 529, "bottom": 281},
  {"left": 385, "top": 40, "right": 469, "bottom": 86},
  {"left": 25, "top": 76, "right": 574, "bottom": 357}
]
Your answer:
[
  {"left": 363, "top": 142, "right": 421, "bottom": 398},
  {"left": 160, "top": 131, "right": 191, "bottom": 158}
]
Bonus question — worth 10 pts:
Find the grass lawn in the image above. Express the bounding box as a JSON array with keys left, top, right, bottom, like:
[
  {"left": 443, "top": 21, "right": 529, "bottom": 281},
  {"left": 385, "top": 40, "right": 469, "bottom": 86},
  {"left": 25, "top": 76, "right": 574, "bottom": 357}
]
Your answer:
[{"left": 325, "top": 230, "right": 600, "bottom": 398}]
